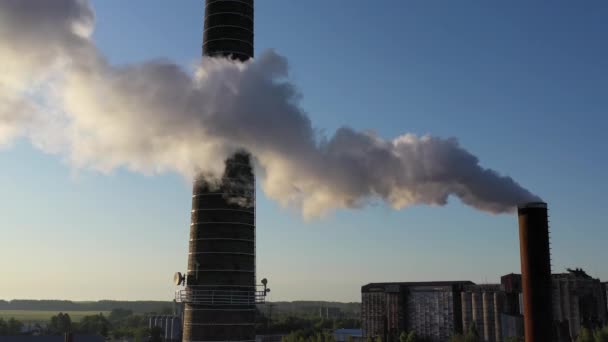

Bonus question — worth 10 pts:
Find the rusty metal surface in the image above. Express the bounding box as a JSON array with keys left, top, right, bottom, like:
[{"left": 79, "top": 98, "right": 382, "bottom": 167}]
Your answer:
[{"left": 518, "top": 202, "right": 553, "bottom": 342}]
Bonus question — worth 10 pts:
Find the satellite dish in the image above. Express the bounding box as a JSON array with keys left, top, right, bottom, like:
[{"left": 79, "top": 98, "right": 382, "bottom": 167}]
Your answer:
[
  {"left": 174, "top": 272, "right": 185, "bottom": 286},
  {"left": 261, "top": 278, "right": 268, "bottom": 286}
]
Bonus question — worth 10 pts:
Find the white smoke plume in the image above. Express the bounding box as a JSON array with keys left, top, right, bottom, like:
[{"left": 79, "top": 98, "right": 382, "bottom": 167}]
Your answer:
[{"left": 0, "top": 0, "right": 540, "bottom": 217}]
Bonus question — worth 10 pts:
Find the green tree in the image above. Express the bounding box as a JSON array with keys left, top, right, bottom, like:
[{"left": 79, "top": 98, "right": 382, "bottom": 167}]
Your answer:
[
  {"left": 160, "top": 306, "right": 173, "bottom": 315},
  {"left": 375, "top": 336, "right": 383, "bottom": 342},
  {"left": 149, "top": 326, "right": 163, "bottom": 342},
  {"left": 406, "top": 331, "right": 417, "bottom": 342},
  {"left": 0, "top": 317, "right": 24, "bottom": 336},
  {"left": 576, "top": 327, "right": 594, "bottom": 342},
  {"left": 132, "top": 326, "right": 149, "bottom": 342},
  {"left": 399, "top": 331, "right": 408, "bottom": 342},
  {"left": 503, "top": 337, "right": 523, "bottom": 342},
  {"left": 108, "top": 308, "right": 133, "bottom": 323},
  {"left": 49, "top": 312, "right": 72, "bottom": 334},
  {"left": 464, "top": 324, "right": 480, "bottom": 342},
  {"left": 6, "top": 318, "right": 23, "bottom": 335},
  {"left": 0, "top": 318, "right": 7, "bottom": 336},
  {"left": 449, "top": 335, "right": 463, "bottom": 342},
  {"left": 78, "top": 313, "right": 110, "bottom": 337},
  {"left": 595, "top": 326, "right": 608, "bottom": 342}
]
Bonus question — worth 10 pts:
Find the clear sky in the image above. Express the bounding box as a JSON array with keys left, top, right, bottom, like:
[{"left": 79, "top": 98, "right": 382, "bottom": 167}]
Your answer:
[{"left": 1, "top": 0, "right": 607, "bottom": 302}]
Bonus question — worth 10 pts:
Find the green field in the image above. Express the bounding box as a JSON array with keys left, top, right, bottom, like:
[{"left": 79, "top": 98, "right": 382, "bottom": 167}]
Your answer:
[{"left": 0, "top": 310, "right": 111, "bottom": 322}]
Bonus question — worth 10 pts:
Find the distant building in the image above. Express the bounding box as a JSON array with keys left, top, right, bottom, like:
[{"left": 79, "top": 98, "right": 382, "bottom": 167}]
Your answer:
[
  {"left": 361, "top": 281, "right": 473, "bottom": 342},
  {"left": 149, "top": 315, "right": 181, "bottom": 341},
  {"left": 334, "top": 329, "right": 363, "bottom": 342},
  {"left": 552, "top": 269, "right": 607, "bottom": 339},
  {"left": 461, "top": 284, "right": 504, "bottom": 342}
]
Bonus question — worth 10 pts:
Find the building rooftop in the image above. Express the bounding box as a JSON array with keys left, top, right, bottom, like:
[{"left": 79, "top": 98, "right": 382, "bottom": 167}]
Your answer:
[{"left": 362, "top": 281, "right": 474, "bottom": 292}]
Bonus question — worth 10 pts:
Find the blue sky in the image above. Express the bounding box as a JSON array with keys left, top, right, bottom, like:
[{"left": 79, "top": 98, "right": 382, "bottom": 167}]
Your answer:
[{"left": 1, "top": 0, "right": 607, "bottom": 302}]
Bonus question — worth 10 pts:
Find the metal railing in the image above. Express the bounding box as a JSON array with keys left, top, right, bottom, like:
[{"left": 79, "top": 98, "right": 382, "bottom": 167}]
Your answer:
[{"left": 176, "top": 286, "right": 267, "bottom": 305}]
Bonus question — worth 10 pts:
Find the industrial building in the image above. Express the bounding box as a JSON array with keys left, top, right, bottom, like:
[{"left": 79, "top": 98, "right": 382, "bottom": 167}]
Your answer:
[
  {"left": 175, "top": 2, "right": 268, "bottom": 342},
  {"left": 460, "top": 284, "right": 504, "bottom": 342},
  {"left": 148, "top": 315, "right": 181, "bottom": 341},
  {"left": 497, "top": 270, "right": 608, "bottom": 341},
  {"left": 499, "top": 274, "right": 524, "bottom": 340},
  {"left": 604, "top": 282, "right": 608, "bottom": 315},
  {"left": 552, "top": 269, "right": 607, "bottom": 339},
  {"left": 361, "top": 281, "right": 473, "bottom": 342}
]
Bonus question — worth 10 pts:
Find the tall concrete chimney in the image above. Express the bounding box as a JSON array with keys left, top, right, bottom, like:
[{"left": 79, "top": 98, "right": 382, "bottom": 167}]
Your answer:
[
  {"left": 176, "top": 2, "right": 266, "bottom": 342},
  {"left": 203, "top": 0, "right": 254, "bottom": 61},
  {"left": 518, "top": 202, "right": 553, "bottom": 341}
]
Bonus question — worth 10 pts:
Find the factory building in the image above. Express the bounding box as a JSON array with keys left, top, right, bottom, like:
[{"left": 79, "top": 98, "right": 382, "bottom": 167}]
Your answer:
[
  {"left": 361, "top": 281, "right": 473, "bottom": 342},
  {"left": 499, "top": 274, "right": 524, "bottom": 340},
  {"left": 149, "top": 315, "right": 181, "bottom": 341},
  {"left": 460, "top": 284, "right": 504, "bottom": 342},
  {"left": 497, "top": 270, "right": 608, "bottom": 341},
  {"left": 552, "top": 269, "right": 607, "bottom": 339}
]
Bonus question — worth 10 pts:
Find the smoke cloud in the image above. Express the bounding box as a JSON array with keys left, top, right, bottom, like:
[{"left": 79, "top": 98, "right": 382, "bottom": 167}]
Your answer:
[{"left": 0, "top": 0, "right": 540, "bottom": 217}]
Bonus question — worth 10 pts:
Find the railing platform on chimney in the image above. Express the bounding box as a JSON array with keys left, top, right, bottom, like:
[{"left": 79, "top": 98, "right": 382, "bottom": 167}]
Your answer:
[{"left": 175, "top": 286, "right": 267, "bottom": 305}]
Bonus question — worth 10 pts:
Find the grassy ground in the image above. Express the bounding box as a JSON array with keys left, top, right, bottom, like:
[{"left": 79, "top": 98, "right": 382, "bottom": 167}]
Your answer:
[{"left": 0, "top": 310, "right": 110, "bottom": 323}]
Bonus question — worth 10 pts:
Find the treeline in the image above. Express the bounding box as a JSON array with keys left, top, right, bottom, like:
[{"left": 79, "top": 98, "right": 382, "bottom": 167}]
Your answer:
[
  {"left": 256, "top": 314, "right": 360, "bottom": 335},
  {"left": 576, "top": 325, "right": 608, "bottom": 342},
  {"left": 258, "top": 301, "right": 360, "bottom": 319},
  {"left": 0, "top": 318, "right": 23, "bottom": 336},
  {"left": 0, "top": 300, "right": 173, "bottom": 313},
  {"left": 1, "top": 300, "right": 360, "bottom": 317},
  {"left": 0, "top": 309, "right": 163, "bottom": 341}
]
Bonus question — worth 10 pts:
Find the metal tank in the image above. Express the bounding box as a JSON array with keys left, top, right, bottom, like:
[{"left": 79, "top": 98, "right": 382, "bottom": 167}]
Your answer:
[
  {"left": 176, "top": 2, "right": 268, "bottom": 342},
  {"left": 518, "top": 202, "right": 554, "bottom": 342}
]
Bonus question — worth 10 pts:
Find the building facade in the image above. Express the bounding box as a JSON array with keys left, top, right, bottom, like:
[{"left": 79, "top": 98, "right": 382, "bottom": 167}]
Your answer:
[
  {"left": 460, "top": 285, "right": 504, "bottom": 342},
  {"left": 498, "top": 271, "right": 608, "bottom": 341},
  {"left": 149, "top": 315, "right": 181, "bottom": 341},
  {"left": 500, "top": 274, "right": 524, "bottom": 340},
  {"left": 604, "top": 282, "right": 608, "bottom": 317},
  {"left": 552, "top": 270, "right": 607, "bottom": 339},
  {"left": 361, "top": 282, "right": 472, "bottom": 342}
]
